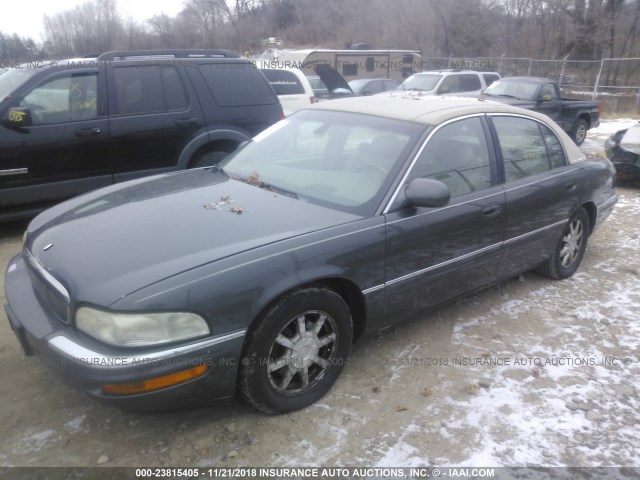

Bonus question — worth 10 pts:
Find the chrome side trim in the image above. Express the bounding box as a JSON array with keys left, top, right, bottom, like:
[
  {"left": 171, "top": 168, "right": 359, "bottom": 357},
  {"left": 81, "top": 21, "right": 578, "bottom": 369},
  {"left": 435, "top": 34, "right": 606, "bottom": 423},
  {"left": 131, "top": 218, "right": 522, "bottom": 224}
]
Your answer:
[
  {"left": 24, "top": 249, "right": 70, "bottom": 302},
  {"left": 363, "top": 284, "right": 385, "bottom": 295},
  {"left": 386, "top": 242, "right": 503, "bottom": 287},
  {"left": 504, "top": 219, "right": 567, "bottom": 245},
  {"left": 47, "top": 329, "right": 247, "bottom": 369},
  {"left": 0, "top": 168, "right": 28, "bottom": 176}
]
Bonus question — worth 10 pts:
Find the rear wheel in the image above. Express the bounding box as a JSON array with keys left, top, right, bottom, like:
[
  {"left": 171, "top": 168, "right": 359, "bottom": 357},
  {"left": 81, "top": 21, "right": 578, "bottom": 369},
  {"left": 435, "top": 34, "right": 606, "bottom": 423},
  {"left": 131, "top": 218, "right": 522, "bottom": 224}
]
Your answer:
[
  {"left": 571, "top": 119, "right": 588, "bottom": 146},
  {"left": 239, "top": 287, "right": 353, "bottom": 414},
  {"left": 538, "top": 207, "right": 590, "bottom": 279}
]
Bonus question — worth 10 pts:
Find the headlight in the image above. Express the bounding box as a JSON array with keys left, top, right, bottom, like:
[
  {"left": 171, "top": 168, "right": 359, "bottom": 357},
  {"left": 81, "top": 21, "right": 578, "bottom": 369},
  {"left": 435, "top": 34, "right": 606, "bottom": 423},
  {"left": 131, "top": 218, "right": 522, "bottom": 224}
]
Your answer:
[{"left": 76, "top": 307, "right": 210, "bottom": 347}]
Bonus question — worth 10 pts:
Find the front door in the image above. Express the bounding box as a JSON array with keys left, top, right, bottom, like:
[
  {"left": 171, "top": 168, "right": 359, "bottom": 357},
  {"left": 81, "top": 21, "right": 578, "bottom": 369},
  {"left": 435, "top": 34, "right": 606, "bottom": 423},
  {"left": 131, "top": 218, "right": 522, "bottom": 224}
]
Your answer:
[
  {"left": 383, "top": 115, "right": 506, "bottom": 321},
  {"left": 0, "top": 70, "right": 110, "bottom": 210}
]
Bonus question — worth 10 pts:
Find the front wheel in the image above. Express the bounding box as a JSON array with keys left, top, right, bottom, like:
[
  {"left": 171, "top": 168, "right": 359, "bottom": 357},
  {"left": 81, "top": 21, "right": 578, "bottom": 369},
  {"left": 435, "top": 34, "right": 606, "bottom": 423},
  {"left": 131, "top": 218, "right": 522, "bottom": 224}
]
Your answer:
[
  {"left": 537, "top": 207, "right": 590, "bottom": 279},
  {"left": 239, "top": 287, "right": 353, "bottom": 414},
  {"left": 571, "top": 119, "right": 588, "bottom": 146}
]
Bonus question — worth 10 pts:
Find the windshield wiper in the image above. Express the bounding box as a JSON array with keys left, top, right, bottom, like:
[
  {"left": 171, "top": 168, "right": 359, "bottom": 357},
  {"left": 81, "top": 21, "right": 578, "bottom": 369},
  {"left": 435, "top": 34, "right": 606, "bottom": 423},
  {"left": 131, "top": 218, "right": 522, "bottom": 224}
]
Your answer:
[{"left": 231, "top": 173, "right": 299, "bottom": 199}]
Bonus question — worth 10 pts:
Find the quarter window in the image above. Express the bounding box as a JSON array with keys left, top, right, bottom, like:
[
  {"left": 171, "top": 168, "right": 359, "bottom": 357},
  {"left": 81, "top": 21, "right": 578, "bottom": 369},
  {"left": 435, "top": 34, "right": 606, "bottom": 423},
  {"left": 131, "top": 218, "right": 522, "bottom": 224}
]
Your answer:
[
  {"left": 114, "top": 66, "right": 187, "bottom": 115},
  {"left": 21, "top": 73, "right": 97, "bottom": 125},
  {"left": 408, "top": 117, "right": 492, "bottom": 198},
  {"left": 492, "top": 117, "right": 567, "bottom": 182}
]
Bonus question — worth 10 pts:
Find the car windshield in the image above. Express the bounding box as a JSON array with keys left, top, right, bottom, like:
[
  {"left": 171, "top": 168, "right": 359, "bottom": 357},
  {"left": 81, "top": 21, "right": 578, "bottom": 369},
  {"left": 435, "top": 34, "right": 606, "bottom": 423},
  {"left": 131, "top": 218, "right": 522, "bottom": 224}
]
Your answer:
[
  {"left": 0, "top": 68, "right": 39, "bottom": 103},
  {"left": 483, "top": 80, "right": 539, "bottom": 101},
  {"left": 348, "top": 79, "right": 371, "bottom": 93},
  {"left": 220, "top": 109, "right": 425, "bottom": 215},
  {"left": 398, "top": 73, "right": 442, "bottom": 91}
]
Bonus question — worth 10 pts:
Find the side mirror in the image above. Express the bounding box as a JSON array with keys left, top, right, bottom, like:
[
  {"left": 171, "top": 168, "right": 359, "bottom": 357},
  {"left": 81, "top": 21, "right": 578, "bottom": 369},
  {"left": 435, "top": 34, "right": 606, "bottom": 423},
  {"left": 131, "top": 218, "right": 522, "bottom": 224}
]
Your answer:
[
  {"left": 332, "top": 88, "right": 352, "bottom": 95},
  {"left": 438, "top": 85, "right": 450, "bottom": 94},
  {"left": 2, "top": 107, "right": 32, "bottom": 129},
  {"left": 404, "top": 177, "right": 450, "bottom": 208},
  {"left": 538, "top": 95, "right": 552, "bottom": 102},
  {"left": 362, "top": 89, "right": 372, "bottom": 96}
]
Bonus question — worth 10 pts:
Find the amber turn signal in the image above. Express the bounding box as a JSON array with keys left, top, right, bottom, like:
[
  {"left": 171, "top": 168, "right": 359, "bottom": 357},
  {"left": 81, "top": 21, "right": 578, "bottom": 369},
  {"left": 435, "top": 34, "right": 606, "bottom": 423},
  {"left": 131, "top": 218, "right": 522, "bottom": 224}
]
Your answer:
[{"left": 102, "top": 364, "right": 208, "bottom": 395}]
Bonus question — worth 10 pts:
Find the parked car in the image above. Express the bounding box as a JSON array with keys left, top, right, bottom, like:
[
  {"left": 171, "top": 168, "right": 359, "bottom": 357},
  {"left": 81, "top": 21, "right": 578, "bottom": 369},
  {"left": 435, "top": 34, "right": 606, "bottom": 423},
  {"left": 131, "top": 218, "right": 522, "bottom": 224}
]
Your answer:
[
  {"left": 0, "top": 49, "right": 283, "bottom": 223},
  {"left": 5, "top": 95, "right": 617, "bottom": 413},
  {"left": 257, "top": 65, "right": 316, "bottom": 116},
  {"left": 395, "top": 70, "right": 501, "bottom": 96},
  {"left": 348, "top": 78, "right": 399, "bottom": 96},
  {"left": 605, "top": 122, "right": 640, "bottom": 180},
  {"left": 480, "top": 77, "right": 601, "bottom": 146}
]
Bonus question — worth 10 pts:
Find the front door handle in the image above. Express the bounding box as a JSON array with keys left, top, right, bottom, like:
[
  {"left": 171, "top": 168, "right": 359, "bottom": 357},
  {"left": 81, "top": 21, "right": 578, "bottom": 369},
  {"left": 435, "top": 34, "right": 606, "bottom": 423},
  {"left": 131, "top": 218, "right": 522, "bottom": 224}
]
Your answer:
[
  {"left": 565, "top": 181, "right": 577, "bottom": 192},
  {"left": 75, "top": 127, "right": 102, "bottom": 137},
  {"left": 482, "top": 203, "right": 503, "bottom": 217}
]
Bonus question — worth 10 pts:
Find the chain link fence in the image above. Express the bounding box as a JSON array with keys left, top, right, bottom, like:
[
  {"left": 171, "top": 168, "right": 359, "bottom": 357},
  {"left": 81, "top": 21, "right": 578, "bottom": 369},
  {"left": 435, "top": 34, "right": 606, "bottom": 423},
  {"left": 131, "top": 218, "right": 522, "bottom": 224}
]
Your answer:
[{"left": 421, "top": 55, "right": 640, "bottom": 114}]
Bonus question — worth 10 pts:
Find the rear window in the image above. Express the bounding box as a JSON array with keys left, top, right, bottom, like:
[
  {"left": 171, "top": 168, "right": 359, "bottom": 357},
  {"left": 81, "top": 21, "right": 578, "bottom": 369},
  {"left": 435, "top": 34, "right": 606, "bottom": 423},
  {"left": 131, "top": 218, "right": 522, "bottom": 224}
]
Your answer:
[
  {"left": 260, "top": 69, "right": 305, "bottom": 95},
  {"left": 199, "top": 62, "right": 277, "bottom": 107}
]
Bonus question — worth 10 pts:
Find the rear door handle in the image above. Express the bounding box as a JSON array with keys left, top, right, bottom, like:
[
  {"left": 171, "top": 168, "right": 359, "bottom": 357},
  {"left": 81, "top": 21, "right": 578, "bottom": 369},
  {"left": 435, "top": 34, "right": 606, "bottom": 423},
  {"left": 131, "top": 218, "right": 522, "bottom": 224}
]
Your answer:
[
  {"left": 175, "top": 117, "right": 199, "bottom": 126},
  {"left": 482, "top": 203, "right": 503, "bottom": 217},
  {"left": 75, "top": 127, "right": 102, "bottom": 137}
]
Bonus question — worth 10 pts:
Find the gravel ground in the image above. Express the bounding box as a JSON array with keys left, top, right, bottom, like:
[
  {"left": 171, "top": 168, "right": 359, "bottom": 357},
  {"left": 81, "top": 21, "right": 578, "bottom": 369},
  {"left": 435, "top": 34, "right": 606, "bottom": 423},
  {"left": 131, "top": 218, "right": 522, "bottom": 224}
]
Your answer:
[{"left": 0, "top": 127, "right": 638, "bottom": 469}]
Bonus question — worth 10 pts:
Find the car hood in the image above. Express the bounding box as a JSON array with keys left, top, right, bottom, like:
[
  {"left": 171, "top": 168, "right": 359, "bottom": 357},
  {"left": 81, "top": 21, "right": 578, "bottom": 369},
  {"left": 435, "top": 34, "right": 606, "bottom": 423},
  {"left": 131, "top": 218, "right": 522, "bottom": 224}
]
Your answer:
[
  {"left": 26, "top": 169, "right": 361, "bottom": 306},
  {"left": 314, "top": 64, "right": 353, "bottom": 94}
]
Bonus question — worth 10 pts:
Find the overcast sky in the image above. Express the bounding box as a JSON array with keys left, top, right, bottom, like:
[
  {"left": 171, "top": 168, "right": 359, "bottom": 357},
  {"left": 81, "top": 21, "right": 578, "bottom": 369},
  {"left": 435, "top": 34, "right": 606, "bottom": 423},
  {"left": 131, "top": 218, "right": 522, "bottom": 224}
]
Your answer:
[{"left": 0, "top": 0, "right": 186, "bottom": 41}]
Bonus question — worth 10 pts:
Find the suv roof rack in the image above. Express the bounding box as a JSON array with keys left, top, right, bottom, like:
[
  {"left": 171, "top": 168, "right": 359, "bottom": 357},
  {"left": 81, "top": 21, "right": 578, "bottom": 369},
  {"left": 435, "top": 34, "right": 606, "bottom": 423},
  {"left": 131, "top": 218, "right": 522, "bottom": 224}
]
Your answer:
[{"left": 97, "top": 49, "right": 241, "bottom": 61}]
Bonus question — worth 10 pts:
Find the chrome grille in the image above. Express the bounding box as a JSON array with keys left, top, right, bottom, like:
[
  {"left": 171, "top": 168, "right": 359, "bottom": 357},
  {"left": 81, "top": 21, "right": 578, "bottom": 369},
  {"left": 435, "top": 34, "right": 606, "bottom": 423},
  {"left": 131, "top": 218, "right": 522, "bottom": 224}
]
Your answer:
[{"left": 25, "top": 249, "right": 71, "bottom": 324}]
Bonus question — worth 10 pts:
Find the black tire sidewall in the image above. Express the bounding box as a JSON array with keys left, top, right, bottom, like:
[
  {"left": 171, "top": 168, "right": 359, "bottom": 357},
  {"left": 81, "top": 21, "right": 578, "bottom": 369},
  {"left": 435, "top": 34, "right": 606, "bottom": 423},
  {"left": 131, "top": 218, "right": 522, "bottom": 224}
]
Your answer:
[{"left": 241, "top": 288, "right": 353, "bottom": 414}]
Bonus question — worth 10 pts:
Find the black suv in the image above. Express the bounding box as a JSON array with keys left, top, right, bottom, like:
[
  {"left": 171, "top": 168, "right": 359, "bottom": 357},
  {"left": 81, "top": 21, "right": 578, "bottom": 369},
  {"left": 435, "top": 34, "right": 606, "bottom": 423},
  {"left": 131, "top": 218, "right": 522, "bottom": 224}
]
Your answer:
[{"left": 0, "top": 49, "right": 283, "bottom": 222}]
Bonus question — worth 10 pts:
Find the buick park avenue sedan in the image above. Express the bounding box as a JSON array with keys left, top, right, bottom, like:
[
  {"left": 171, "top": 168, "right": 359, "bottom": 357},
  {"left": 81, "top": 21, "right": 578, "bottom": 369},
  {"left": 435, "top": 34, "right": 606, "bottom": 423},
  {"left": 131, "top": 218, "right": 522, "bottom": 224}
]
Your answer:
[{"left": 4, "top": 96, "right": 617, "bottom": 413}]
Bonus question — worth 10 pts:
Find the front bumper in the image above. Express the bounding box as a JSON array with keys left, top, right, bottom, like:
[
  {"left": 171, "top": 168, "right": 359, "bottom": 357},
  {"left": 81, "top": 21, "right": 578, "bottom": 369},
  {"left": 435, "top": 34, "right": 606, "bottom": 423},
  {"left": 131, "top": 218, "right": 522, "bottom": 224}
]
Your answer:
[{"left": 4, "top": 253, "right": 246, "bottom": 410}]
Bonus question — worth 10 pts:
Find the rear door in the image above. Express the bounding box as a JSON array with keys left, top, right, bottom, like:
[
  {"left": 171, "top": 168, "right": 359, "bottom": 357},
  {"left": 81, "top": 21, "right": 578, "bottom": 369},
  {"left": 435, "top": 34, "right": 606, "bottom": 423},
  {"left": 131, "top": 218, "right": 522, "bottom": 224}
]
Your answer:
[
  {"left": 383, "top": 115, "right": 506, "bottom": 318},
  {"left": 0, "top": 68, "right": 110, "bottom": 210},
  {"left": 106, "top": 62, "right": 204, "bottom": 181},
  {"left": 489, "top": 114, "right": 582, "bottom": 275}
]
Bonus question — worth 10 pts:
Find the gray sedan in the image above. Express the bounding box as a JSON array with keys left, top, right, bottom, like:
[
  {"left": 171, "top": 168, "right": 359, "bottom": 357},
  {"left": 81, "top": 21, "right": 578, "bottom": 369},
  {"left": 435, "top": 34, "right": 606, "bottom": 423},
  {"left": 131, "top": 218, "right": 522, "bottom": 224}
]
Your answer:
[{"left": 4, "top": 95, "right": 617, "bottom": 413}]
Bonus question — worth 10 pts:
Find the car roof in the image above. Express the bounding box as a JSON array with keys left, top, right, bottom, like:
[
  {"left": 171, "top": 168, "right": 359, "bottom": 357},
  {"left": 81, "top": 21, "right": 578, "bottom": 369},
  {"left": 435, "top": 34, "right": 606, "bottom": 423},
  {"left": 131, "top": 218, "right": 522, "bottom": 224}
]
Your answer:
[
  {"left": 305, "top": 94, "right": 552, "bottom": 126},
  {"left": 498, "top": 76, "right": 551, "bottom": 83}
]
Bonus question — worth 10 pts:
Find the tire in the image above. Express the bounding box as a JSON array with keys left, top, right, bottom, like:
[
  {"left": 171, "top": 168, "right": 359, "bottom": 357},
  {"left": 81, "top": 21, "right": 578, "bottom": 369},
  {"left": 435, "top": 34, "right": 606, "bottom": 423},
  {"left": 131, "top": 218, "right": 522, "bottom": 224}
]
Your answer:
[
  {"left": 239, "top": 286, "right": 353, "bottom": 414},
  {"left": 537, "top": 207, "right": 590, "bottom": 280},
  {"left": 570, "top": 119, "right": 588, "bottom": 146},
  {"left": 191, "top": 150, "right": 230, "bottom": 168}
]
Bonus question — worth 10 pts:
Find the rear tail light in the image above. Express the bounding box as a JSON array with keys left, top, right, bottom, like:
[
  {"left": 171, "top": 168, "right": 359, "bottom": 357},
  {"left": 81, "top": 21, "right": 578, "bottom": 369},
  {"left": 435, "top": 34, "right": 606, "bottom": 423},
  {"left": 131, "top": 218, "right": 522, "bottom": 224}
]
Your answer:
[
  {"left": 310, "top": 96, "right": 317, "bottom": 104},
  {"left": 598, "top": 102, "right": 603, "bottom": 116}
]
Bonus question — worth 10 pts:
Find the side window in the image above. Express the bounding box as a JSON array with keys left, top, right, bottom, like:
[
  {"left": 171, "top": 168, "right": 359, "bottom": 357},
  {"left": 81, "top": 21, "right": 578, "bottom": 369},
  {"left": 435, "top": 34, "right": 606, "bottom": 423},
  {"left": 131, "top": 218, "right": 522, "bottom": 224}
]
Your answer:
[
  {"left": 540, "top": 124, "right": 567, "bottom": 168},
  {"left": 408, "top": 117, "right": 492, "bottom": 198},
  {"left": 199, "top": 63, "right": 276, "bottom": 107},
  {"left": 459, "top": 74, "right": 482, "bottom": 92},
  {"left": 114, "top": 66, "right": 187, "bottom": 115},
  {"left": 365, "top": 57, "right": 375, "bottom": 72},
  {"left": 21, "top": 73, "right": 97, "bottom": 125},
  {"left": 540, "top": 84, "right": 558, "bottom": 101},
  {"left": 438, "top": 75, "right": 460, "bottom": 94},
  {"left": 483, "top": 74, "right": 500, "bottom": 87},
  {"left": 342, "top": 63, "right": 358, "bottom": 77},
  {"left": 493, "top": 116, "right": 563, "bottom": 182}
]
